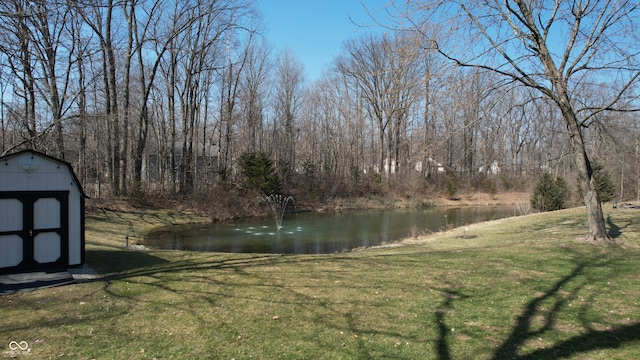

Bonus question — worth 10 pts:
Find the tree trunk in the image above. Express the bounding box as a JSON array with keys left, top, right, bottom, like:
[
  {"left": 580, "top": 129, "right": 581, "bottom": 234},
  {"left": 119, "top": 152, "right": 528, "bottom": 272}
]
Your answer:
[
  {"left": 168, "top": 51, "right": 177, "bottom": 193},
  {"left": 560, "top": 98, "right": 612, "bottom": 243},
  {"left": 105, "top": 0, "right": 120, "bottom": 195},
  {"left": 77, "top": 54, "right": 87, "bottom": 187},
  {"left": 19, "top": 17, "right": 37, "bottom": 143},
  {"left": 121, "top": 0, "right": 135, "bottom": 195}
]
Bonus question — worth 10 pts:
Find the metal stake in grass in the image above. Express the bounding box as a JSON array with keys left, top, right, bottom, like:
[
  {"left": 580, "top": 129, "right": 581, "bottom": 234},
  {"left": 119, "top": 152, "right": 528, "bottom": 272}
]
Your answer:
[{"left": 263, "top": 194, "right": 294, "bottom": 231}]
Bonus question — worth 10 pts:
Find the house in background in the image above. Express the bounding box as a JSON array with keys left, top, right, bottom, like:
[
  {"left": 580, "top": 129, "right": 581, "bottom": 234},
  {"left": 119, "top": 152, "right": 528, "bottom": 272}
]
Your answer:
[{"left": 0, "top": 150, "right": 86, "bottom": 274}]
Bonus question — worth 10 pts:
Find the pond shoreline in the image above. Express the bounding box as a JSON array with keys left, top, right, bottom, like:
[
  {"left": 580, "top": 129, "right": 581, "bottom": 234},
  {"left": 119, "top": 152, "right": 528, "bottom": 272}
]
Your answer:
[
  {"left": 86, "top": 192, "right": 532, "bottom": 250},
  {"left": 295, "top": 191, "right": 530, "bottom": 215},
  {"left": 142, "top": 205, "right": 519, "bottom": 254}
]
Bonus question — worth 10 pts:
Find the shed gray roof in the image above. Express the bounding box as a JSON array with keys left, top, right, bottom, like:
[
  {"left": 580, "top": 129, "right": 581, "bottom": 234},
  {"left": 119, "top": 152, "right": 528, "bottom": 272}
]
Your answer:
[{"left": 0, "top": 149, "right": 87, "bottom": 198}]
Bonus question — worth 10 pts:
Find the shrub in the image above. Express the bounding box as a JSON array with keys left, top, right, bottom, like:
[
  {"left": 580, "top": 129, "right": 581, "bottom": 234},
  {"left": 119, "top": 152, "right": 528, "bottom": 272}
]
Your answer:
[
  {"left": 530, "top": 173, "right": 569, "bottom": 211},
  {"left": 479, "top": 177, "right": 497, "bottom": 197}
]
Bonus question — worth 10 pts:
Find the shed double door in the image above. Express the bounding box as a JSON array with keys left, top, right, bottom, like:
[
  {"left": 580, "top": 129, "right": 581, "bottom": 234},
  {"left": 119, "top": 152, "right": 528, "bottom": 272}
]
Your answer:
[{"left": 0, "top": 191, "right": 68, "bottom": 274}]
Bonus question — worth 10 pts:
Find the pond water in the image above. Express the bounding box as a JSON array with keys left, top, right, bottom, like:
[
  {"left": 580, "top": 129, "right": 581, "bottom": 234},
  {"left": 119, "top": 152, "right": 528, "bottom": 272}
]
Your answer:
[{"left": 142, "top": 205, "right": 517, "bottom": 254}]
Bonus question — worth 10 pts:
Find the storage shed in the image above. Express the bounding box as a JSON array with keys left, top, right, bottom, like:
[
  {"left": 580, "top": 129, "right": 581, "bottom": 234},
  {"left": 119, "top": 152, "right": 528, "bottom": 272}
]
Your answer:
[{"left": 0, "top": 150, "right": 85, "bottom": 274}]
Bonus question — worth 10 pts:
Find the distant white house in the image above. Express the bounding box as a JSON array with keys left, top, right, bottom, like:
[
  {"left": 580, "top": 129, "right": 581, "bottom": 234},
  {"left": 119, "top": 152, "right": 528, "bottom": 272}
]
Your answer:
[
  {"left": 355, "top": 157, "right": 446, "bottom": 176},
  {"left": 479, "top": 161, "right": 501, "bottom": 175},
  {"left": 415, "top": 158, "right": 445, "bottom": 174},
  {"left": 0, "top": 150, "right": 86, "bottom": 274}
]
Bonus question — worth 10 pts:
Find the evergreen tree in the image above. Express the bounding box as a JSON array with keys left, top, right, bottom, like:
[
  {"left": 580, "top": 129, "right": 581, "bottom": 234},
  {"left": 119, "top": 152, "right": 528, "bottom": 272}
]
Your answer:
[
  {"left": 531, "top": 173, "right": 569, "bottom": 211},
  {"left": 239, "top": 152, "right": 281, "bottom": 195},
  {"left": 445, "top": 170, "right": 458, "bottom": 200},
  {"left": 577, "top": 162, "right": 616, "bottom": 203}
]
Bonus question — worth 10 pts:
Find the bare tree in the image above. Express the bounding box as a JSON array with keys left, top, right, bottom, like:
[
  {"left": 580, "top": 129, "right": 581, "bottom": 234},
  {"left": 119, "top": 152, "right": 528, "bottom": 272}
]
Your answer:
[
  {"left": 160, "top": 30, "right": 179, "bottom": 193},
  {"left": 177, "top": 7, "right": 217, "bottom": 194},
  {"left": 0, "top": 70, "right": 8, "bottom": 153},
  {"left": 0, "top": 0, "right": 38, "bottom": 149},
  {"left": 217, "top": 29, "right": 254, "bottom": 181},
  {"left": 77, "top": 0, "right": 123, "bottom": 195},
  {"left": 337, "top": 32, "right": 423, "bottom": 178},
  {"left": 300, "top": 75, "right": 349, "bottom": 194},
  {"left": 273, "top": 48, "right": 305, "bottom": 183},
  {"left": 391, "top": 0, "right": 640, "bottom": 243},
  {"left": 239, "top": 36, "right": 271, "bottom": 154},
  {"left": 418, "top": 47, "right": 447, "bottom": 179},
  {"left": 29, "top": 1, "right": 75, "bottom": 158},
  {"left": 67, "top": 7, "right": 94, "bottom": 187},
  {"left": 128, "top": 0, "right": 211, "bottom": 192}
]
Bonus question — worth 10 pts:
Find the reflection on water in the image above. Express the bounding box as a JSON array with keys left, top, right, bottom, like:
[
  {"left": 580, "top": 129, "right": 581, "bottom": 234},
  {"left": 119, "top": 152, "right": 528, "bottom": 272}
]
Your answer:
[{"left": 143, "top": 206, "right": 516, "bottom": 254}]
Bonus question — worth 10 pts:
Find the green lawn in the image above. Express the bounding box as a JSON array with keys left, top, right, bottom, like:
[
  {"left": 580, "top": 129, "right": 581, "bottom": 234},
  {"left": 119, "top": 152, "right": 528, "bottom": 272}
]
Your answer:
[{"left": 2, "top": 207, "right": 640, "bottom": 359}]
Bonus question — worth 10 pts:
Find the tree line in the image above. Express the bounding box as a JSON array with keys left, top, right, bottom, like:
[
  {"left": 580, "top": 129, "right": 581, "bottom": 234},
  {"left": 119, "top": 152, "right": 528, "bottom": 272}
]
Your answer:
[{"left": 1, "top": 0, "right": 638, "bottom": 212}]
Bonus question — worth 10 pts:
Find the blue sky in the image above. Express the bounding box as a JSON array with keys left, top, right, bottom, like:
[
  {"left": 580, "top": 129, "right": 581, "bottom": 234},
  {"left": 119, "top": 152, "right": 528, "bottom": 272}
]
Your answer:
[{"left": 257, "top": 0, "right": 389, "bottom": 82}]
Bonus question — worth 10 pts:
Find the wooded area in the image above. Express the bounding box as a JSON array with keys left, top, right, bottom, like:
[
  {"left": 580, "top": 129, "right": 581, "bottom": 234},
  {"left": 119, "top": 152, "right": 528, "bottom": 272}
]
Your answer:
[{"left": 1, "top": 0, "right": 638, "bottom": 211}]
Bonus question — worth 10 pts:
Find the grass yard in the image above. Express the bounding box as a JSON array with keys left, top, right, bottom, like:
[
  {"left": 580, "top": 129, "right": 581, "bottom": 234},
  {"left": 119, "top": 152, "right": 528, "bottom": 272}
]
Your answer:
[{"left": 2, "top": 206, "right": 640, "bottom": 359}]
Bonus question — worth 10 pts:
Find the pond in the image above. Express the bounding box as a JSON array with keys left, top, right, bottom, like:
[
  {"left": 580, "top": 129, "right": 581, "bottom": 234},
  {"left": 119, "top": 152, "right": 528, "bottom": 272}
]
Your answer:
[{"left": 142, "top": 205, "right": 517, "bottom": 254}]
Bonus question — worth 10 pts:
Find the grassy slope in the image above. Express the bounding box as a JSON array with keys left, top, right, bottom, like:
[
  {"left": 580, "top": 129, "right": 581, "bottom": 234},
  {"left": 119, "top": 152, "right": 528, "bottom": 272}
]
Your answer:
[{"left": 2, "top": 206, "right": 639, "bottom": 359}]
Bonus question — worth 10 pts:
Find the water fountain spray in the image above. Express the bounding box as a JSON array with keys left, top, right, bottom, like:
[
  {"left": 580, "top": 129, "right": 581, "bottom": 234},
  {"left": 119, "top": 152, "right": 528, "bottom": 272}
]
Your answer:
[{"left": 263, "top": 194, "right": 294, "bottom": 231}]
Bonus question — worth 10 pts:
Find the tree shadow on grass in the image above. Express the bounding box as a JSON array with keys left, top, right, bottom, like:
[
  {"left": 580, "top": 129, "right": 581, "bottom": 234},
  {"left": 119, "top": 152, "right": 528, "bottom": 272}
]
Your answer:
[
  {"left": 490, "top": 258, "right": 640, "bottom": 360},
  {"left": 606, "top": 214, "right": 633, "bottom": 240},
  {"left": 85, "top": 248, "right": 313, "bottom": 284},
  {"left": 435, "top": 289, "right": 467, "bottom": 360},
  {"left": 514, "top": 322, "right": 640, "bottom": 360},
  {"left": 86, "top": 249, "right": 170, "bottom": 274}
]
